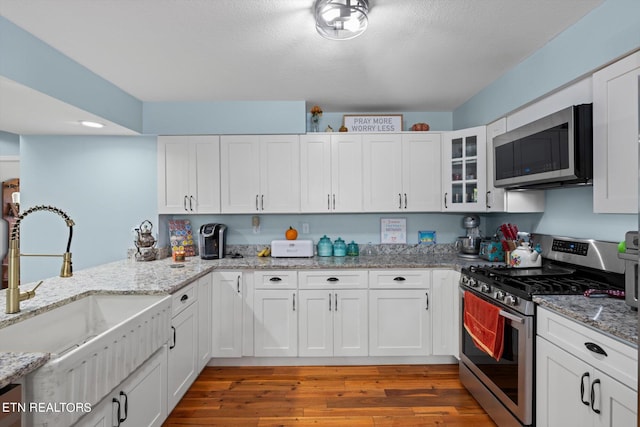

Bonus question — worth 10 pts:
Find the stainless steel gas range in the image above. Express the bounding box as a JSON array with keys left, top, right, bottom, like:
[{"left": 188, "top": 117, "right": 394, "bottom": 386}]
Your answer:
[{"left": 458, "top": 234, "right": 625, "bottom": 427}]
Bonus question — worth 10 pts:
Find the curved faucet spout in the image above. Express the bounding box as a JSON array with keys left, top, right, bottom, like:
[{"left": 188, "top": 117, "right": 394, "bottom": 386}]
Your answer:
[{"left": 6, "top": 205, "right": 75, "bottom": 314}]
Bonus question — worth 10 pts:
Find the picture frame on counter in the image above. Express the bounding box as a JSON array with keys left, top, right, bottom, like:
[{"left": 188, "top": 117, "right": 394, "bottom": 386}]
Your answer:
[
  {"left": 381, "top": 218, "right": 407, "bottom": 244},
  {"left": 343, "top": 114, "right": 403, "bottom": 132}
]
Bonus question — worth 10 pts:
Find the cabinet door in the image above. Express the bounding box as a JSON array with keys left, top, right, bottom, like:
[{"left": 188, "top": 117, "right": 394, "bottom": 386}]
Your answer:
[
  {"left": 362, "top": 134, "right": 403, "bottom": 212},
  {"left": 536, "top": 337, "right": 592, "bottom": 427},
  {"left": 121, "top": 345, "right": 167, "bottom": 427},
  {"left": 300, "top": 134, "right": 332, "bottom": 212},
  {"left": 333, "top": 289, "right": 368, "bottom": 357},
  {"left": 593, "top": 51, "right": 640, "bottom": 213},
  {"left": 299, "top": 290, "right": 333, "bottom": 357},
  {"left": 167, "top": 303, "right": 198, "bottom": 411},
  {"left": 260, "top": 135, "right": 300, "bottom": 212},
  {"left": 254, "top": 290, "right": 297, "bottom": 357},
  {"left": 157, "top": 136, "right": 191, "bottom": 214},
  {"left": 331, "top": 134, "right": 363, "bottom": 212},
  {"left": 402, "top": 133, "right": 442, "bottom": 211},
  {"left": 597, "top": 371, "right": 638, "bottom": 427},
  {"left": 431, "top": 270, "right": 460, "bottom": 357},
  {"left": 197, "top": 273, "right": 212, "bottom": 368},
  {"left": 442, "top": 126, "right": 486, "bottom": 212},
  {"left": 220, "top": 135, "right": 260, "bottom": 213},
  {"left": 190, "top": 136, "right": 221, "bottom": 213},
  {"left": 211, "top": 272, "right": 243, "bottom": 358},
  {"left": 369, "top": 289, "right": 431, "bottom": 356}
]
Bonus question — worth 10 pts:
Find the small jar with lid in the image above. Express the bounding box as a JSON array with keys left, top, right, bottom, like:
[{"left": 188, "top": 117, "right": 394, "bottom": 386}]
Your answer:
[
  {"left": 317, "top": 235, "right": 333, "bottom": 257},
  {"left": 333, "top": 237, "right": 347, "bottom": 257},
  {"left": 346, "top": 241, "right": 359, "bottom": 256}
]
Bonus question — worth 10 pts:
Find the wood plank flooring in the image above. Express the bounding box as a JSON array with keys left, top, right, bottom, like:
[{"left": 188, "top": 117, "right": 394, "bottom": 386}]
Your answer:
[{"left": 164, "top": 364, "right": 497, "bottom": 426}]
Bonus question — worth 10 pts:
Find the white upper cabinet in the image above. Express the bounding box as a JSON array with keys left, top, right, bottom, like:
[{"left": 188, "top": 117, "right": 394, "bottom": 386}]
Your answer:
[
  {"left": 221, "top": 135, "right": 300, "bottom": 213},
  {"left": 157, "top": 135, "right": 221, "bottom": 214},
  {"left": 300, "top": 133, "right": 363, "bottom": 212},
  {"left": 442, "top": 126, "right": 487, "bottom": 212},
  {"left": 362, "top": 133, "right": 441, "bottom": 212},
  {"left": 592, "top": 51, "right": 640, "bottom": 213},
  {"left": 485, "top": 118, "right": 545, "bottom": 213}
]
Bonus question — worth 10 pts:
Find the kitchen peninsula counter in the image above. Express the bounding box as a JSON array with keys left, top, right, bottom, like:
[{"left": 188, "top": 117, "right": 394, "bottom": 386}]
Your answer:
[{"left": 0, "top": 251, "right": 469, "bottom": 388}]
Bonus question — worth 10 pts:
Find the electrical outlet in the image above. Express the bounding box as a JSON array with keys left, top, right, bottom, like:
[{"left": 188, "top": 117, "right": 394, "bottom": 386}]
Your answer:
[{"left": 302, "top": 223, "right": 310, "bottom": 234}]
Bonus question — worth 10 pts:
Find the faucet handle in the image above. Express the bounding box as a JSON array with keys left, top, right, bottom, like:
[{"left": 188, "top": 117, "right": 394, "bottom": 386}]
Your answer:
[
  {"left": 61, "top": 252, "right": 73, "bottom": 278},
  {"left": 22, "top": 281, "right": 44, "bottom": 301}
]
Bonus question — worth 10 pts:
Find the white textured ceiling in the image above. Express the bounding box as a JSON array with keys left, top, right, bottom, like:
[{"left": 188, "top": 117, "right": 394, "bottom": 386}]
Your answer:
[{"left": 0, "top": 0, "right": 602, "bottom": 134}]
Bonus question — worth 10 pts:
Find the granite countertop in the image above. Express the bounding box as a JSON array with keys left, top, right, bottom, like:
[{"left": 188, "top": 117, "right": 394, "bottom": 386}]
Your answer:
[
  {"left": 0, "top": 251, "right": 469, "bottom": 388},
  {"left": 534, "top": 295, "right": 638, "bottom": 347}
]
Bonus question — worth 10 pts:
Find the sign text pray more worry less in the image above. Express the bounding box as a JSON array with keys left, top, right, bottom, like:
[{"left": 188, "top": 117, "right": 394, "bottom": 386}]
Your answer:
[{"left": 343, "top": 115, "right": 403, "bottom": 132}]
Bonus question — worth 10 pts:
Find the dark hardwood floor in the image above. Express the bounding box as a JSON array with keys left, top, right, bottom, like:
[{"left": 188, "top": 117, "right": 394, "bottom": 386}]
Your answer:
[{"left": 164, "top": 364, "right": 497, "bottom": 426}]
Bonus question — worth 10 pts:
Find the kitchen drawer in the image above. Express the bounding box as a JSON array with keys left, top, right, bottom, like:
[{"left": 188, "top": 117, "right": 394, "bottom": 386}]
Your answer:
[
  {"left": 298, "top": 270, "right": 368, "bottom": 289},
  {"left": 537, "top": 307, "right": 637, "bottom": 390},
  {"left": 172, "top": 282, "right": 197, "bottom": 317},
  {"left": 369, "top": 270, "right": 430, "bottom": 289},
  {"left": 254, "top": 271, "right": 298, "bottom": 289}
]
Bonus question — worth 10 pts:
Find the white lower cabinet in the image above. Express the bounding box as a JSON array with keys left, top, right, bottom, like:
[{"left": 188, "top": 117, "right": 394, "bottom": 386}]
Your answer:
[
  {"left": 78, "top": 345, "right": 167, "bottom": 427},
  {"left": 211, "top": 271, "right": 244, "bottom": 358},
  {"left": 298, "top": 270, "right": 368, "bottom": 357},
  {"left": 253, "top": 271, "right": 298, "bottom": 357},
  {"left": 431, "top": 269, "right": 460, "bottom": 357},
  {"left": 536, "top": 307, "right": 637, "bottom": 427},
  {"left": 368, "top": 270, "right": 431, "bottom": 356},
  {"left": 197, "top": 274, "right": 212, "bottom": 370},
  {"left": 167, "top": 283, "right": 199, "bottom": 412}
]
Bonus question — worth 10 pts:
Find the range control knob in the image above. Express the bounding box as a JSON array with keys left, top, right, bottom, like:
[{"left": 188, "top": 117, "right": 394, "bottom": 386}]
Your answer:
[
  {"left": 480, "top": 283, "right": 491, "bottom": 293},
  {"left": 469, "top": 278, "right": 479, "bottom": 288},
  {"left": 495, "top": 290, "right": 506, "bottom": 301},
  {"left": 504, "top": 295, "right": 518, "bottom": 306}
]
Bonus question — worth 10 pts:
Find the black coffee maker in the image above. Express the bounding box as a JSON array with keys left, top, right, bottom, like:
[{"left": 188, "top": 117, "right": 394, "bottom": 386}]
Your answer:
[{"left": 199, "top": 223, "right": 226, "bottom": 259}]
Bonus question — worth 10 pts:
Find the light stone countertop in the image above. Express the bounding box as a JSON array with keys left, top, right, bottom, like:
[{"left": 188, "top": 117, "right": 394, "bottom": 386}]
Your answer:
[{"left": 1, "top": 250, "right": 636, "bottom": 389}]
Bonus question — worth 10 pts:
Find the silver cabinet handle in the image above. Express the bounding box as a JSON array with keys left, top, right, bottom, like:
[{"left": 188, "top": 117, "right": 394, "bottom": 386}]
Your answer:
[
  {"left": 237, "top": 275, "right": 241, "bottom": 293},
  {"left": 334, "top": 293, "right": 338, "bottom": 311},
  {"left": 398, "top": 193, "right": 402, "bottom": 209},
  {"left": 261, "top": 195, "right": 264, "bottom": 210},
  {"left": 333, "top": 194, "right": 336, "bottom": 210},
  {"left": 292, "top": 293, "right": 296, "bottom": 311},
  {"left": 183, "top": 195, "right": 188, "bottom": 211},
  {"left": 486, "top": 191, "right": 492, "bottom": 209},
  {"left": 444, "top": 192, "right": 448, "bottom": 209},
  {"left": 255, "top": 195, "right": 259, "bottom": 211},
  {"left": 404, "top": 193, "right": 407, "bottom": 209},
  {"left": 328, "top": 194, "right": 331, "bottom": 211},
  {"left": 329, "top": 293, "right": 332, "bottom": 311},
  {"left": 189, "top": 195, "right": 194, "bottom": 211}
]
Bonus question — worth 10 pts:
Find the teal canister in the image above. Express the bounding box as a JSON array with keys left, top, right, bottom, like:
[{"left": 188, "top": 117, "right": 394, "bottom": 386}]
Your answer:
[
  {"left": 347, "top": 241, "right": 359, "bottom": 256},
  {"left": 317, "top": 235, "right": 333, "bottom": 257},
  {"left": 333, "top": 237, "right": 347, "bottom": 257}
]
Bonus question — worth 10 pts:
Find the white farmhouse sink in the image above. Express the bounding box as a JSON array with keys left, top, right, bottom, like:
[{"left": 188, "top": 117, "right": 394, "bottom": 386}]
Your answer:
[
  {"left": 0, "top": 293, "right": 172, "bottom": 427},
  {"left": 0, "top": 294, "right": 169, "bottom": 354}
]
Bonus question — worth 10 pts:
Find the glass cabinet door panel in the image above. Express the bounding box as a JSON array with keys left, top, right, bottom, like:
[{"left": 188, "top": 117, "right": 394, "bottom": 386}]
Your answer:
[
  {"left": 452, "top": 138, "right": 463, "bottom": 159},
  {"left": 452, "top": 161, "right": 463, "bottom": 182},
  {"left": 464, "top": 136, "right": 477, "bottom": 157}
]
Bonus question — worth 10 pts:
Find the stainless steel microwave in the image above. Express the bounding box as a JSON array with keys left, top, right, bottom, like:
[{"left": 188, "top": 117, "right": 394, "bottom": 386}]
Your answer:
[{"left": 493, "top": 104, "right": 593, "bottom": 189}]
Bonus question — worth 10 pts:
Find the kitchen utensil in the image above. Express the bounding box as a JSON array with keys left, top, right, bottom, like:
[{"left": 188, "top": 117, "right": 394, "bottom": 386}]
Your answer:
[{"left": 135, "top": 220, "right": 156, "bottom": 249}]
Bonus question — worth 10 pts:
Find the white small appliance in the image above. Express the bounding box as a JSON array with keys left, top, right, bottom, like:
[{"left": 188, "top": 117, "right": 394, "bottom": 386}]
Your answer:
[{"left": 270, "top": 240, "right": 314, "bottom": 258}]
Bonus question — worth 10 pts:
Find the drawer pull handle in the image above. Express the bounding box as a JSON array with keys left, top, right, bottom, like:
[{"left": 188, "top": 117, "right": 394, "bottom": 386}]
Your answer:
[
  {"left": 180, "top": 294, "right": 188, "bottom": 302},
  {"left": 170, "top": 326, "right": 176, "bottom": 349},
  {"left": 269, "top": 277, "right": 282, "bottom": 282},
  {"left": 393, "top": 277, "right": 406, "bottom": 281},
  {"left": 580, "top": 372, "right": 590, "bottom": 406},
  {"left": 327, "top": 277, "right": 339, "bottom": 282},
  {"left": 584, "top": 342, "right": 607, "bottom": 357}
]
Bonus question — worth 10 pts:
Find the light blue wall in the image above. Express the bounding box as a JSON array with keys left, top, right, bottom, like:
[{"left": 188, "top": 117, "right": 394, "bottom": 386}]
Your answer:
[
  {"left": 0, "top": 131, "right": 19, "bottom": 156},
  {"left": 19, "top": 135, "right": 157, "bottom": 284},
  {"left": 453, "top": 0, "right": 640, "bottom": 129},
  {"left": 0, "top": 17, "right": 143, "bottom": 133}
]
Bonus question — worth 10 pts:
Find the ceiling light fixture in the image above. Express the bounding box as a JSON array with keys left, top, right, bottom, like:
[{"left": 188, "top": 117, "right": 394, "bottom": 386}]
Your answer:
[
  {"left": 79, "top": 120, "right": 104, "bottom": 128},
  {"left": 315, "top": 0, "right": 369, "bottom": 41}
]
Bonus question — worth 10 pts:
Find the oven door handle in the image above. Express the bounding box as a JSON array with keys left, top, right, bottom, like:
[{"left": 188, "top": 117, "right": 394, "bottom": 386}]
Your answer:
[{"left": 499, "top": 310, "right": 524, "bottom": 324}]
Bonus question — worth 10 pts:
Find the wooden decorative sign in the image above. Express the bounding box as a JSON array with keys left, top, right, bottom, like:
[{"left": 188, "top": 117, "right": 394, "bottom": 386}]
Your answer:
[{"left": 343, "top": 114, "right": 403, "bottom": 132}]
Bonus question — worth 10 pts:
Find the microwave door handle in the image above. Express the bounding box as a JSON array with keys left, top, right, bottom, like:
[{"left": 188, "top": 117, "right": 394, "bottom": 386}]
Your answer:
[{"left": 499, "top": 310, "right": 524, "bottom": 324}]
